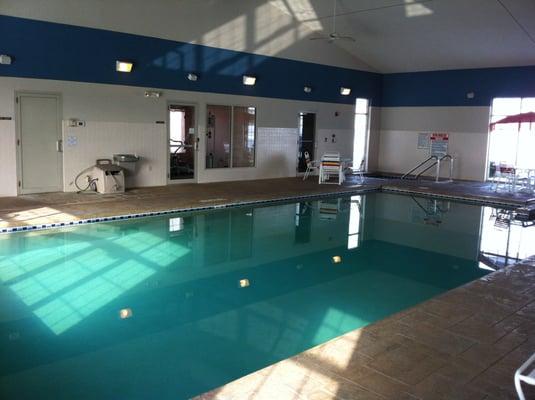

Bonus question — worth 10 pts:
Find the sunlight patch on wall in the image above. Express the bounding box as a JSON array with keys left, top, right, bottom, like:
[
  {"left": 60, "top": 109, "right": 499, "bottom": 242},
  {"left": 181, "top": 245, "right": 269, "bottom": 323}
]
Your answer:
[
  {"left": 268, "top": 0, "right": 322, "bottom": 31},
  {"left": 404, "top": 0, "right": 433, "bottom": 17},
  {"left": 203, "top": 14, "right": 247, "bottom": 52}
]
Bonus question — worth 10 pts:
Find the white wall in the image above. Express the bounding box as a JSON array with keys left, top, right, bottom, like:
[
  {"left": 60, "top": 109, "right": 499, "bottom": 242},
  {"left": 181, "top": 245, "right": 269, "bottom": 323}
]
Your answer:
[
  {"left": 0, "top": 120, "right": 17, "bottom": 195},
  {"left": 0, "top": 76, "right": 359, "bottom": 196},
  {"left": 377, "top": 107, "right": 491, "bottom": 181}
]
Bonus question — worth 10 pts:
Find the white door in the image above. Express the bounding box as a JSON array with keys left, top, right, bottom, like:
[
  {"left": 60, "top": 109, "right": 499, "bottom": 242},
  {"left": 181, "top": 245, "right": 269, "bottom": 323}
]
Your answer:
[{"left": 17, "top": 93, "right": 62, "bottom": 194}]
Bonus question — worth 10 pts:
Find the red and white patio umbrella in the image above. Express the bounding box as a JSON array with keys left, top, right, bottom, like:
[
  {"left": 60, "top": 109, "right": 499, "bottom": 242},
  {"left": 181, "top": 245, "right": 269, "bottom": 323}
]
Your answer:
[{"left": 489, "top": 112, "right": 535, "bottom": 130}]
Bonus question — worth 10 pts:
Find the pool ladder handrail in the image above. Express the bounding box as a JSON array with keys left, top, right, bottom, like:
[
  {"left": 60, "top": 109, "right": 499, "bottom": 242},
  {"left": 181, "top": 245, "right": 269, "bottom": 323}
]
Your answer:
[
  {"left": 402, "top": 155, "right": 454, "bottom": 182},
  {"left": 401, "top": 156, "right": 438, "bottom": 180},
  {"left": 434, "top": 155, "right": 454, "bottom": 183}
]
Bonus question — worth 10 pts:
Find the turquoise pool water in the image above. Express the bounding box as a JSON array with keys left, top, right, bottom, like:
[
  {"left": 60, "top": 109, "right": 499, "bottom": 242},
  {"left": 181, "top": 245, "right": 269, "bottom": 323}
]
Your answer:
[{"left": 0, "top": 192, "right": 531, "bottom": 399}]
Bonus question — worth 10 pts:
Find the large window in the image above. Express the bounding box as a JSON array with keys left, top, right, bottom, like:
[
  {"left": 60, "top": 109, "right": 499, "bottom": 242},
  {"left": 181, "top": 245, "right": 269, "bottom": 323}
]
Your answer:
[
  {"left": 488, "top": 97, "right": 535, "bottom": 178},
  {"left": 353, "top": 98, "right": 370, "bottom": 171},
  {"left": 206, "top": 105, "right": 256, "bottom": 169}
]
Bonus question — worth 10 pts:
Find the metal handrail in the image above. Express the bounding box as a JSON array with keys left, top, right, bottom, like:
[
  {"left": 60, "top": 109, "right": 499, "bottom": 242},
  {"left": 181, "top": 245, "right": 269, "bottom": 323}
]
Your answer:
[
  {"left": 435, "top": 155, "right": 454, "bottom": 182},
  {"left": 401, "top": 156, "right": 438, "bottom": 179},
  {"left": 415, "top": 160, "right": 439, "bottom": 180}
]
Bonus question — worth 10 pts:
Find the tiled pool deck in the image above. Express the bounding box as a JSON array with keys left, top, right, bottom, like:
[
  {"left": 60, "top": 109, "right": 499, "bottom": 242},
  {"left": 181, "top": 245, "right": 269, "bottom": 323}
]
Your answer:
[
  {"left": 1, "top": 176, "right": 534, "bottom": 399},
  {"left": 1, "top": 176, "right": 533, "bottom": 231},
  {"left": 0, "top": 178, "right": 380, "bottom": 231},
  {"left": 195, "top": 257, "right": 535, "bottom": 400}
]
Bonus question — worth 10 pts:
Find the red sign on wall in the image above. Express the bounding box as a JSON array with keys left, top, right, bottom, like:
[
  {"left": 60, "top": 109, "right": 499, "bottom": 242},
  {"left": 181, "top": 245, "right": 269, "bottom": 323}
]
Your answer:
[{"left": 430, "top": 133, "right": 449, "bottom": 156}]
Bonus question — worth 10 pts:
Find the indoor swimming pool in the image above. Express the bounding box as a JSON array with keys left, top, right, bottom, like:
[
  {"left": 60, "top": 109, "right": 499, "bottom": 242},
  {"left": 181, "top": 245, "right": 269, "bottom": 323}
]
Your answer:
[{"left": 0, "top": 192, "right": 533, "bottom": 399}]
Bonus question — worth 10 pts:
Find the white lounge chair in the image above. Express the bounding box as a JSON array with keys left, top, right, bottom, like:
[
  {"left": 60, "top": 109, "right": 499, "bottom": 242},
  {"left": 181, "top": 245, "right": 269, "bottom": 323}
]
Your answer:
[
  {"left": 515, "top": 352, "right": 535, "bottom": 400},
  {"left": 319, "top": 152, "right": 344, "bottom": 185},
  {"left": 302, "top": 151, "right": 318, "bottom": 180},
  {"left": 351, "top": 158, "right": 365, "bottom": 183}
]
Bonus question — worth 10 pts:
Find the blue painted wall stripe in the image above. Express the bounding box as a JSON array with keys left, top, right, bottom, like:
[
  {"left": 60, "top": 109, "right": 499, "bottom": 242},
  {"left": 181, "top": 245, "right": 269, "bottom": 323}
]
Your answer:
[
  {"left": 1, "top": 15, "right": 535, "bottom": 108},
  {"left": 382, "top": 66, "right": 535, "bottom": 107},
  {"left": 0, "top": 15, "right": 382, "bottom": 105}
]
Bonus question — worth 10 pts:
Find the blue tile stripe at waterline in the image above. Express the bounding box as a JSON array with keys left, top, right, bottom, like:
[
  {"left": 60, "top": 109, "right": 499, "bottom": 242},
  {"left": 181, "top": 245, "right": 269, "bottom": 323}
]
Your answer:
[{"left": 0, "top": 14, "right": 382, "bottom": 105}]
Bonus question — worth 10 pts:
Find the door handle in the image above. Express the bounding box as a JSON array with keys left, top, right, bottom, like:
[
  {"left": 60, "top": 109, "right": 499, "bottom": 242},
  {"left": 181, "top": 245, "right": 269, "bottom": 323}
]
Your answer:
[{"left": 56, "top": 140, "right": 63, "bottom": 152}]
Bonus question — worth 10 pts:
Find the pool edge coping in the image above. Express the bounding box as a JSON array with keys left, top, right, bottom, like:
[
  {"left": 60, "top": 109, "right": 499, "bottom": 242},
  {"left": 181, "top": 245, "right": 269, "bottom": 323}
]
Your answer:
[
  {"left": 0, "top": 186, "right": 378, "bottom": 234},
  {"left": 0, "top": 184, "right": 526, "bottom": 234}
]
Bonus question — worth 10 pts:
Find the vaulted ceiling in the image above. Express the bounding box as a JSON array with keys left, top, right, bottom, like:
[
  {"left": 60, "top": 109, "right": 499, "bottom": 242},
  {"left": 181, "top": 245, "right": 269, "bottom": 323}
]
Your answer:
[
  {"left": 272, "top": 0, "right": 535, "bottom": 72},
  {"left": 2, "top": 0, "right": 535, "bottom": 73}
]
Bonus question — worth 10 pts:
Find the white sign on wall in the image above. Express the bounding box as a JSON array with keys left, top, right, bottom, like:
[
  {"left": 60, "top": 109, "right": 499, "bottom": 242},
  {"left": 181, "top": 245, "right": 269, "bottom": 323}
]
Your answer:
[
  {"left": 417, "top": 133, "right": 430, "bottom": 149},
  {"left": 430, "top": 133, "right": 449, "bottom": 157}
]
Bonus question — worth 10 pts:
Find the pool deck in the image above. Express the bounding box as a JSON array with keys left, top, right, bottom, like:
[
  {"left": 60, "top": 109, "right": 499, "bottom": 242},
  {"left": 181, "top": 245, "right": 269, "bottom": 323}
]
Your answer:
[
  {"left": 0, "top": 176, "right": 533, "bottom": 230},
  {"left": 195, "top": 256, "right": 535, "bottom": 400}
]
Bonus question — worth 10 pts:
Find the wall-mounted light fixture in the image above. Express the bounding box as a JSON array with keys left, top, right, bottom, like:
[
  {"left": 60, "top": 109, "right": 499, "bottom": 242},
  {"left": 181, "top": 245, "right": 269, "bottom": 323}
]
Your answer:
[
  {"left": 0, "top": 55, "right": 12, "bottom": 65},
  {"left": 116, "top": 60, "right": 133, "bottom": 73},
  {"left": 242, "top": 75, "right": 256, "bottom": 86},
  {"left": 303, "top": 86, "right": 312, "bottom": 93},
  {"left": 340, "top": 87, "right": 351, "bottom": 96},
  {"left": 187, "top": 73, "right": 198, "bottom": 81},
  {"left": 144, "top": 90, "right": 161, "bottom": 98}
]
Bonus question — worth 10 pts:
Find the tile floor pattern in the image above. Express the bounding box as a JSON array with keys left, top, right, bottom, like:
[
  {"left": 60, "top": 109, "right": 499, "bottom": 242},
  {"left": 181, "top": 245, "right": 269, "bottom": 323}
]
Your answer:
[
  {"left": 1, "top": 176, "right": 534, "bottom": 230},
  {"left": 195, "top": 257, "right": 535, "bottom": 400}
]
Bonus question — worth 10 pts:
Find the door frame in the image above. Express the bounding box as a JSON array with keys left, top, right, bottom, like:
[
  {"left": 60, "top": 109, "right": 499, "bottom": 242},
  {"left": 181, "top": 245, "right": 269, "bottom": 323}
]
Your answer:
[
  {"left": 296, "top": 110, "right": 317, "bottom": 177},
  {"left": 15, "top": 91, "right": 63, "bottom": 194},
  {"left": 167, "top": 100, "right": 199, "bottom": 184}
]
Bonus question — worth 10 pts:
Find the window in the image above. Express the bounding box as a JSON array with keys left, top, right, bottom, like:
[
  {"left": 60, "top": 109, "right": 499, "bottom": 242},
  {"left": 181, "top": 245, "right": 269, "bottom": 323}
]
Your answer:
[
  {"left": 353, "top": 98, "right": 370, "bottom": 170},
  {"left": 206, "top": 105, "right": 256, "bottom": 168},
  {"left": 488, "top": 97, "right": 535, "bottom": 178}
]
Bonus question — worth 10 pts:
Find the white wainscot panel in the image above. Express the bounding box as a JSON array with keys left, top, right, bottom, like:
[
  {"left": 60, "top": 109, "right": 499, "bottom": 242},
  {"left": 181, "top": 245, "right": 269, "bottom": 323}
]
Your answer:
[{"left": 63, "top": 121, "right": 167, "bottom": 191}]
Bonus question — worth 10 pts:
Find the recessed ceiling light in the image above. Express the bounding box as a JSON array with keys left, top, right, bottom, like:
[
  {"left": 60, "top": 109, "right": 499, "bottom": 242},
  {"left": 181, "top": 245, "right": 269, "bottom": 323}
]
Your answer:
[
  {"left": 340, "top": 87, "right": 351, "bottom": 96},
  {"left": 304, "top": 86, "right": 312, "bottom": 93},
  {"left": 187, "top": 73, "right": 198, "bottom": 81},
  {"left": 243, "top": 75, "right": 256, "bottom": 86},
  {"left": 116, "top": 60, "right": 133, "bottom": 73}
]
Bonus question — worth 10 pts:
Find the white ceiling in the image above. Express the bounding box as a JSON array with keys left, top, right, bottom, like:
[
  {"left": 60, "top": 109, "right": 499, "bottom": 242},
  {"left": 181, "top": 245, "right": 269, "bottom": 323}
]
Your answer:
[
  {"left": 2, "top": 0, "right": 535, "bottom": 73},
  {"left": 279, "top": 0, "right": 535, "bottom": 72}
]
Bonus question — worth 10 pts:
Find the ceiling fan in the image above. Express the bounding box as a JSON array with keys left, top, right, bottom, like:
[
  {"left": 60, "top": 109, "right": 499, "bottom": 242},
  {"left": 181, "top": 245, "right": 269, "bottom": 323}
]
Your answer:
[{"left": 309, "top": 0, "right": 356, "bottom": 43}]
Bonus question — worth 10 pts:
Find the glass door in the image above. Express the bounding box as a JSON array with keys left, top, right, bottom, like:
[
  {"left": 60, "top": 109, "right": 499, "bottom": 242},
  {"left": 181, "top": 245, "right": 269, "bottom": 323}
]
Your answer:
[
  {"left": 169, "top": 104, "right": 196, "bottom": 181},
  {"left": 297, "top": 112, "right": 316, "bottom": 173}
]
